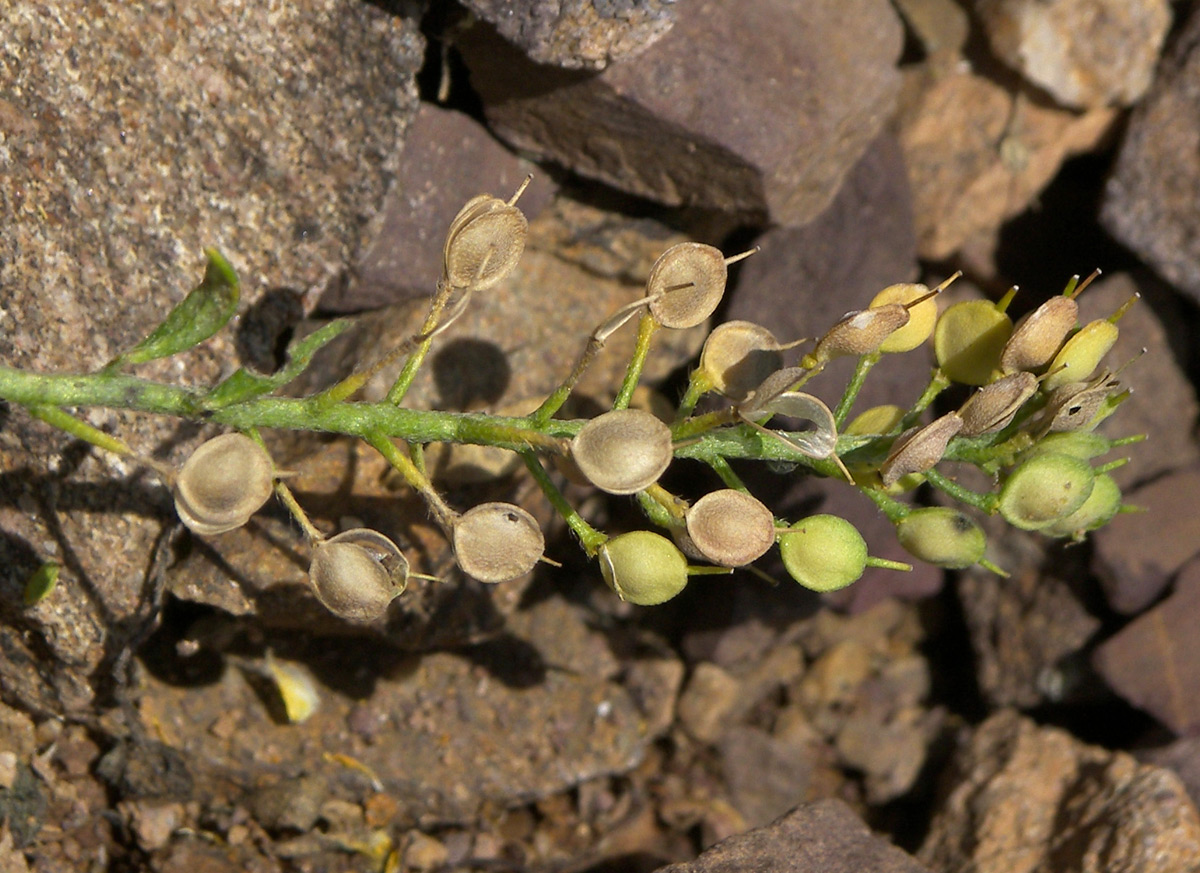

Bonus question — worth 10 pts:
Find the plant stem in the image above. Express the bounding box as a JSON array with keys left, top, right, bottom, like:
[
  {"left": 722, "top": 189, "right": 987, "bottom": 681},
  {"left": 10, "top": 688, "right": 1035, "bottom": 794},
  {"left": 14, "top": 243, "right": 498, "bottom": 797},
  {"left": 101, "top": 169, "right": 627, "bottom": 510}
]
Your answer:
[
  {"left": 612, "top": 312, "right": 658, "bottom": 410},
  {"left": 386, "top": 279, "right": 454, "bottom": 405},
  {"left": 363, "top": 430, "right": 458, "bottom": 532},
  {"left": 834, "top": 353, "right": 879, "bottom": 429},
  {"left": 520, "top": 452, "right": 607, "bottom": 555},
  {"left": 923, "top": 469, "right": 999, "bottom": 513}
]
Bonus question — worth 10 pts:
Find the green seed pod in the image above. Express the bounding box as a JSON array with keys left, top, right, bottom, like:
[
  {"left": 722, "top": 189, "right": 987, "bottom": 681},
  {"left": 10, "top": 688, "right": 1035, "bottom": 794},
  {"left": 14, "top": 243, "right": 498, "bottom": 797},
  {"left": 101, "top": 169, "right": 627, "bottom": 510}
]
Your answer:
[
  {"left": 308, "top": 529, "right": 410, "bottom": 623},
  {"left": 895, "top": 507, "right": 986, "bottom": 569},
  {"left": 443, "top": 193, "right": 528, "bottom": 290},
  {"left": 699, "top": 321, "right": 785, "bottom": 402},
  {"left": 1000, "top": 295, "right": 1078, "bottom": 374},
  {"left": 958, "top": 371, "right": 1038, "bottom": 436},
  {"left": 1023, "top": 430, "right": 1113, "bottom": 461},
  {"left": 685, "top": 489, "right": 776, "bottom": 567},
  {"left": 870, "top": 283, "right": 939, "bottom": 353},
  {"left": 998, "top": 452, "right": 1095, "bottom": 530},
  {"left": 646, "top": 243, "right": 728, "bottom": 329},
  {"left": 934, "top": 299, "right": 1013, "bottom": 386},
  {"left": 1041, "top": 472, "right": 1122, "bottom": 539},
  {"left": 845, "top": 404, "right": 905, "bottom": 436},
  {"left": 174, "top": 433, "right": 275, "bottom": 535},
  {"left": 1042, "top": 319, "right": 1119, "bottom": 392},
  {"left": 570, "top": 408, "right": 673, "bottom": 495},
  {"left": 599, "top": 530, "right": 689, "bottom": 605},
  {"left": 805, "top": 305, "right": 911, "bottom": 367},
  {"left": 778, "top": 514, "right": 868, "bottom": 592},
  {"left": 880, "top": 412, "right": 963, "bottom": 487},
  {"left": 452, "top": 502, "right": 545, "bottom": 584}
]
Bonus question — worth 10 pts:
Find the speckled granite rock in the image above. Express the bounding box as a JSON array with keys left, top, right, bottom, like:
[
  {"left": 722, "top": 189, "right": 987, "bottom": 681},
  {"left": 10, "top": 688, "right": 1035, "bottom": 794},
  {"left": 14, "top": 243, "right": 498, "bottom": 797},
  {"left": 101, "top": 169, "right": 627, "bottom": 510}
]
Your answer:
[{"left": 0, "top": 0, "right": 423, "bottom": 715}]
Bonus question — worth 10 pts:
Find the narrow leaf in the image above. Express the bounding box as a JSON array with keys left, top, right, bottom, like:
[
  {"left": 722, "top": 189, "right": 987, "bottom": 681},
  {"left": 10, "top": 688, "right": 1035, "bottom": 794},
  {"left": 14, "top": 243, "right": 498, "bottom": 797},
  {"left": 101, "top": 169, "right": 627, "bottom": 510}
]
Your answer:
[{"left": 24, "top": 561, "right": 60, "bottom": 606}]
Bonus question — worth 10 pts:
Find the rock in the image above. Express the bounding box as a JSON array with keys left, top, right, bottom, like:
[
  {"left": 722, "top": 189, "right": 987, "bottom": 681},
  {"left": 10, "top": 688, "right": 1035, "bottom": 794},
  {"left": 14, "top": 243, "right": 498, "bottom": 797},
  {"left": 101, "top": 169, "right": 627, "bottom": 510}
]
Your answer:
[
  {"left": 248, "top": 774, "right": 328, "bottom": 833},
  {"left": 898, "top": 68, "right": 1117, "bottom": 260},
  {"left": 1102, "top": 6, "right": 1200, "bottom": 304},
  {"left": 717, "top": 727, "right": 830, "bottom": 831},
  {"left": 460, "top": 0, "right": 903, "bottom": 225},
  {"left": 461, "top": 0, "right": 676, "bottom": 69},
  {"left": 1092, "top": 461, "right": 1200, "bottom": 615},
  {"left": 652, "top": 798, "right": 931, "bottom": 873},
  {"left": 974, "top": 0, "right": 1171, "bottom": 109},
  {"left": 1093, "top": 559, "right": 1200, "bottom": 735},
  {"left": 118, "top": 799, "right": 186, "bottom": 852},
  {"left": 1139, "top": 736, "right": 1200, "bottom": 812},
  {"left": 677, "top": 663, "right": 743, "bottom": 745},
  {"left": 0, "top": 0, "right": 422, "bottom": 716},
  {"left": 920, "top": 709, "right": 1200, "bottom": 873}
]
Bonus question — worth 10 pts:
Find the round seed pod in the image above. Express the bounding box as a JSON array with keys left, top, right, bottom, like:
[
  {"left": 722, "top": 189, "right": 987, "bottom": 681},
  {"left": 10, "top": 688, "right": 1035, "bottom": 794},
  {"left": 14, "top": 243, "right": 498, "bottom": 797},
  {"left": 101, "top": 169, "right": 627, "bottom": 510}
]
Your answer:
[
  {"left": 599, "top": 530, "right": 689, "bottom": 605},
  {"left": 1000, "top": 295, "right": 1078, "bottom": 374},
  {"left": 957, "top": 372, "right": 1038, "bottom": 436},
  {"left": 806, "top": 305, "right": 911, "bottom": 366},
  {"left": 1022, "top": 430, "right": 1113, "bottom": 462},
  {"left": 880, "top": 412, "right": 963, "bottom": 487},
  {"left": 174, "top": 433, "right": 275, "bottom": 536},
  {"left": 308, "top": 528, "right": 410, "bottom": 623},
  {"left": 870, "top": 284, "right": 939, "bottom": 353},
  {"left": 443, "top": 194, "right": 528, "bottom": 290},
  {"left": 699, "top": 321, "right": 784, "bottom": 401},
  {"left": 1041, "top": 472, "right": 1121, "bottom": 540},
  {"left": 934, "top": 299, "right": 1013, "bottom": 386},
  {"left": 570, "top": 408, "right": 673, "bottom": 495},
  {"left": 685, "top": 489, "right": 776, "bottom": 567},
  {"left": 1042, "top": 319, "right": 1119, "bottom": 392},
  {"left": 778, "top": 514, "right": 868, "bottom": 592},
  {"left": 845, "top": 404, "right": 905, "bottom": 436},
  {"left": 895, "top": 507, "right": 986, "bottom": 569},
  {"left": 452, "top": 502, "right": 545, "bottom": 584},
  {"left": 645, "top": 243, "right": 728, "bottom": 329},
  {"left": 998, "top": 452, "right": 1095, "bottom": 531}
]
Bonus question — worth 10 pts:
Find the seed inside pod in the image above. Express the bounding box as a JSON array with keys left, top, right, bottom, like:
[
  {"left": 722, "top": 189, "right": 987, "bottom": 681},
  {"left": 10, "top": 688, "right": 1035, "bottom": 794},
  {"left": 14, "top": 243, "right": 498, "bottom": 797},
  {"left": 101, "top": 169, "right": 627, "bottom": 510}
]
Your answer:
[
  {"left": 570, "top": 408, "right": 673, "bottom": 495},
  {"left": 599, "top": 530, "right": 689, "bottom": 605},
  {"left": 174, "top": 432, "right": 275, "bottom": 536},
  {"left": 442, "top": 194, "right": 528, "bottom": 290},
  {"left": 308, "top": 528, "right": 410, "bottom": 623},
  {"left": 452, "top": 502, "right": 545, "bottom": 584},
  {"left": 645, "top": 243, "right": 728, "bottom": 329},
  {"left": 685, "top": 489, "right": 776, "bottom": 567},
  {"left": 698, "top": 321, "right": 785, "bottom": 401}
]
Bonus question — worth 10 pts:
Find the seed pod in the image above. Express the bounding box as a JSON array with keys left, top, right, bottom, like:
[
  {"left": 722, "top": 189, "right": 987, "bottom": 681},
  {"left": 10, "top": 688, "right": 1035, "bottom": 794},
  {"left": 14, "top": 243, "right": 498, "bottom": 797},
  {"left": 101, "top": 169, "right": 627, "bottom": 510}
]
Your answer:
[
  {"left": 805, "top": 305, "right": 911, "bottom": 367},
  {"left": 174, "top": 433, "right": 275, "bottom": 535},
  {"left": 698, "top": 321, "right": 785, "bottom": 401},
  {"left": 1037, "top": 371, "right": 1120, "bottom": 434},
  {"left": 895, "top": 507, "right": 986, "bottom": 569},
  {"left": 599, "top": 530, "right": 689, "bottom": 605},
  {"left": 957, "top": 372, "right": 1037, "bottom": 436},
  {"left": 998, "top": 452, "right": 1095, "bottom": 531},
  {"left": 880, "top": 412, "right": 963, "bottom": 487},
  {"left": 645, "top": 243, "right": 728, "bottom": 329},
  {"left": 1041, "top": 472, "right": 1121, "bottom": 540},
  {"left": 308, "top": 528, "right": 410, "bottom": 623},
  {"left": 443, "top": 193, "right": 528, "bottom": 290},
  {"left": 934, "top": 299, "right": 1013, "bottom": 386},
  {"left": 452, "top": 502, "right": 545, "bottom": 584},
  {"left": 845, "top": 404, "right": 905, "bottom": 436},
  {"left": 738, "top": 369, "right": 840, "bottom": 461},
  {"left": 778, "top": 514, "right": 867, "bottom": 592},
  {"left": 685, "top": 489, "right": 776, "bottom": 567},
  {"left": 999, "top": 295, "right": 1078, "bottom": 374},
  {"left": 1042, "top": 319, "right": 1119, "bottom": 392},
  {"left": 1023, "top": 430, "right": 1114, "bottom": 462},
  {"left": 570, "top": 408, "right": 673, "bottom": 495},
  {"left": 870, "top": 283, "right": 939, "bottom": 353}
]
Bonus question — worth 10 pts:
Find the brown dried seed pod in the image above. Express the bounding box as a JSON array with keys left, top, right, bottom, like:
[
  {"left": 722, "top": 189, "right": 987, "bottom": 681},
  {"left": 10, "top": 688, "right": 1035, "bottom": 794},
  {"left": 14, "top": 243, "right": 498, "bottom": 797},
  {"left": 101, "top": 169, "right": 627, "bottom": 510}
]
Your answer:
[
  {"left": 957, "top": 371, "right": 1038, "bottom": 436},
  {"left": 685, "top": 489, "right": 776, "bottom": 567},
  {"left": 174, "top": 433, "right": 275, "bottom": 536},
  {"left": 699, "top": 321, "right": 784, "bottom": 401},
  {"left": 881, "top": 412, "right": 963, "bottom": 487},
  {"left": 1036, "top": 371, "right": 1120, "bottom": 434},
  {"left": 452, "top": 502, "right": 545, "bottom": 584},
  {"left": 570, "top": 408, "right": 673, "bottom": 495},
  {"left": 999, "top": 295, "right": 1078, "bottom": 374},
  {"left": 645, "top": 243, "right": 728, "bottom": 329},
  {"left": 308, "top": 528, "right": 410, "bottom": 623},
  {"left": 443, "top": 194, "right": 528, "bottom": 290},
  {"left": 805, "top": 305, "right": 911, "bottom": 367}
]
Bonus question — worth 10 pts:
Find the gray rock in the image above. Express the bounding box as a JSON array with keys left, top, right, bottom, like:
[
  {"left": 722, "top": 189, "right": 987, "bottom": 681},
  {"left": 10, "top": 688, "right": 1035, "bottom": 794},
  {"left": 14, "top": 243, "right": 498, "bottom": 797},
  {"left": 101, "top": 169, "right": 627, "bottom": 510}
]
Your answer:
[
  {"left": 1103, "top": 6, "right": 1200, "bottom": 305},
  {"left": 460, "top": 0, "right": 903, "bottom": 225},
  {"left": 920, "top": 710, "right": 1200, "bottom": 873},
  {"left": 461, "top": 0, "right": 676, "bottom": 69},
  {"left": 975, "top": 0, "right": 1171, "bottom": 109}
]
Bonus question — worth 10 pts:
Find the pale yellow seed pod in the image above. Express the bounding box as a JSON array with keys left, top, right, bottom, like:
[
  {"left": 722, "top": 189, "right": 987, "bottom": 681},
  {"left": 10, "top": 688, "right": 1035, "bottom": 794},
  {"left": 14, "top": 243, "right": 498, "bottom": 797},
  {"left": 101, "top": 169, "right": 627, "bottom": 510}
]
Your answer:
[
  {"left": 452, "top": 502, "right": 545, "bottom": 584},
  {"left": 934, "top": 299, "right": 1013, "bottom": 386},
  {"left": 845, "top": 404, "right": 905, "bottom": 436},
  {"left": 957, "top": 371, "right": 1038, "bottom": 436},
  {"left": 870, "top": 284, "right": 938, "bottom": 353},
  {"left": 645, "top": 243, "right": 728, "bottom": 329},
  {"left": 174, "top": 433, "right": 275, "bottom": 536},
  {"left": 443, "top": 194, "right": 528, "bottom": 290},
  {"left": 685, "top": 489, "right": 776, "bottom": 567},
  {"left": 699, "top": 321, "right": 785, "bottom": 402},
  {"left": 308, "top": 529, "right": 410, "bottom": 623},
  {"left": 880, "top": 412, "right": 963, "bottom": 487},
  {"left": 570, "top": 409, "right": 673, "bottom": 495},
  {"left": 1000, "top": 296, "right": 1078, "bottom": 374},
  {"left": 1042, "top": 320, "right": 1119, "bottom": 392}
]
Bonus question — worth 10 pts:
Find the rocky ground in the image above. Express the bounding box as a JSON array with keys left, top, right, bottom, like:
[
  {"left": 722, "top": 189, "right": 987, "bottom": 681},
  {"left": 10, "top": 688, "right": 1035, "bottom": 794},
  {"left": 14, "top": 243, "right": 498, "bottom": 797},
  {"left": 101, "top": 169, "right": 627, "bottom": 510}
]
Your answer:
[{"left": 4, "top": 0, "right": 1200, "bottom": 871}]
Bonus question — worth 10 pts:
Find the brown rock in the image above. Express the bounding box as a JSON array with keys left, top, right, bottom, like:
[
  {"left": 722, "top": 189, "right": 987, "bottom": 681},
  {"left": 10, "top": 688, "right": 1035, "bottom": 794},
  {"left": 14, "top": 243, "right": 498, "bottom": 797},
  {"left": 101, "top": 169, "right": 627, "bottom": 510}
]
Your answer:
[
  {"left": 1103, "top": 6, "right": 1200, "bottom": 304},
  {"left": 653, "top": 798, "right": 931, "bottom": 873},
  {"left": 975, "top": 0, "right": 1171, "bottom": 109},
  {"left": 1093, "top": 559, "right": 1200, "bottom": 735},
  {"left": 920, "top": 709, "right": 1200, "bottom": 873},
  {"left": 461, "top": 0, "right": 903, "bottom": 225},
  {"left": 1140, "top": 735, "right": 1200, "bottom": 812}
]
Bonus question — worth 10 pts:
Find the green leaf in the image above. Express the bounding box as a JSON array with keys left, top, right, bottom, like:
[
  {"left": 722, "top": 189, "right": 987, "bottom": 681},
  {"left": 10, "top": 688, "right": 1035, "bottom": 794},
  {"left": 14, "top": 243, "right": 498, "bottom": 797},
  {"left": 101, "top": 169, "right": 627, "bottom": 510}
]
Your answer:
[
  {"left": 24, "top": 561, "right": 60, "bottom": 606},
  {"left": 201, "top": 318, "right": 353, "bottom": 410},
  {"left": 106, "top": 249, "right": 240, "bottom": 370}
]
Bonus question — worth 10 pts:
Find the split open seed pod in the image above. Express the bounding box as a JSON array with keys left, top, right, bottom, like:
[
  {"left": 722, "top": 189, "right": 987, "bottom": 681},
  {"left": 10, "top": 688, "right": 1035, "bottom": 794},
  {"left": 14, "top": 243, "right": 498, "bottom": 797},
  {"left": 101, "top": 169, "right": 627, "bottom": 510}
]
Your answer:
[
  {"left": 738, "top": 368, "right": 840, "bottom": 461},
  {"left": 934, "top": 299, "right": 1013, "bottom": 386},
  {"left": 599, "top": 530, "right": 689, "bottom": 605},
  {"left": 443, "top": 193, "right": 528, "bottom": 290},
  {"left": 174, "top": 432, "right": 275, "bottom": 535},
  {"left": 308, "top": 528, "right": 410, "bottom": 623},
  {"left": 957, "top": 372, "right": 1037, "bottom": 436},
  {"left": 452, "top": 502, "right": 545, "bottom": 584},
  {"left": 778, "top": 514, "right": 868, "bottom": 592},
  {"left": 645, "top": 243, "right": 728, "bottom": 329},
  {"left": 685, "top": 489, "right": 776, "bottom": 567},
  {"left": 895, "top": 507, "right": 986, "bottom": 569},
  {"left": 698, "top": 321, "right": 785, "bottom": 402},
  {"left": 570, "top": 408, "right": 673, "bottom": 495},
  {"left": 880, "top": 412, "right": 963, "bottom": 487}
]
